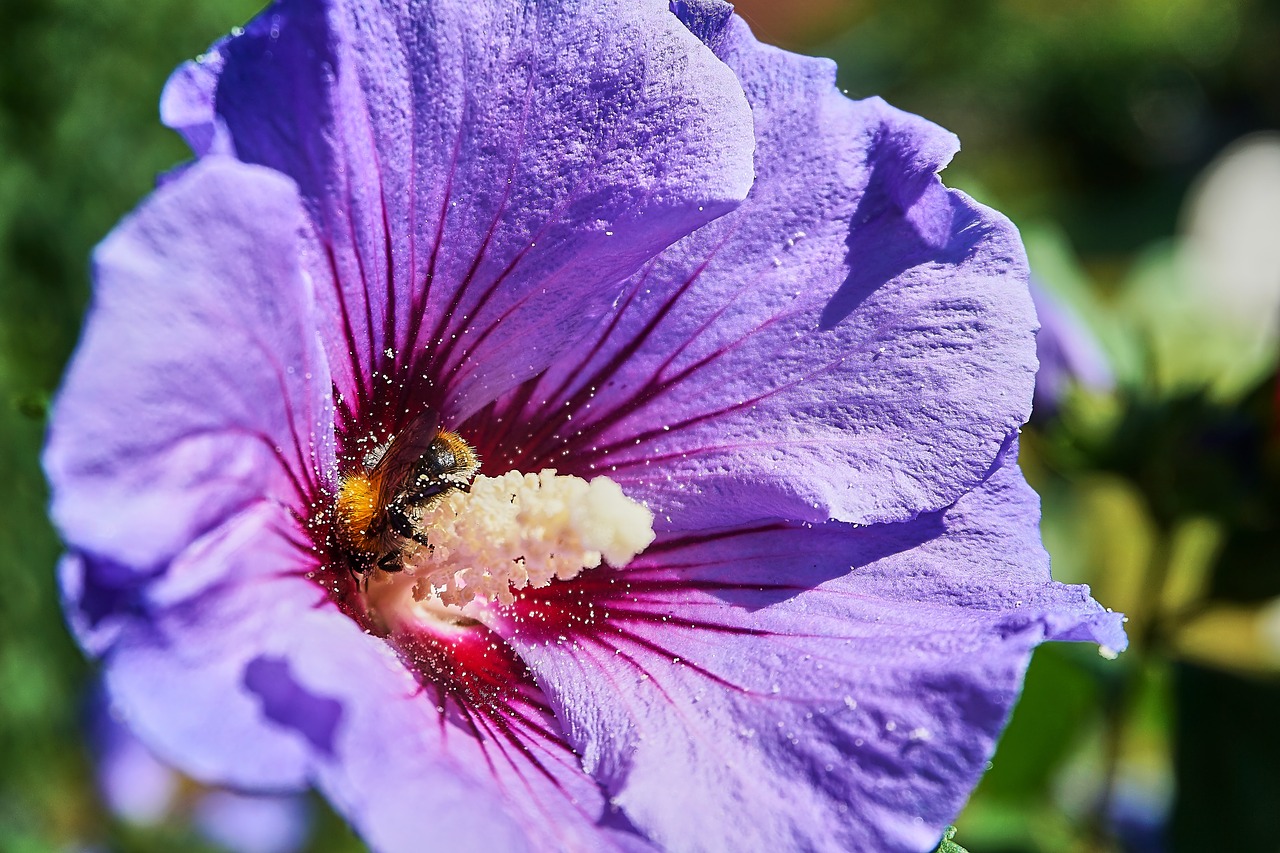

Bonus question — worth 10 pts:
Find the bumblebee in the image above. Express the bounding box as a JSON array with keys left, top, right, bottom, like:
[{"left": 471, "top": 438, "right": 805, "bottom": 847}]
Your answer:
[{"left": 335, "top": 417, "right": 480, "bottom": 574}]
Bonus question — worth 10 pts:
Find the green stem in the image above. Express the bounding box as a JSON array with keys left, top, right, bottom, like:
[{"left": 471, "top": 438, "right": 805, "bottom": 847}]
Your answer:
[{"left": 1088, "top": 525, "right": 1173, "bottom": 850}]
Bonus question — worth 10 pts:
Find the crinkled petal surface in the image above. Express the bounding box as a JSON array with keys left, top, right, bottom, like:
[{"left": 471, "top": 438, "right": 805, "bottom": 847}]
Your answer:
[
  {"left": 186, "top": 0, "right": 755, "bottom": 427},
  {"left": 502, "top": 448, "right": 1124, "bottom": 852},
  {"left": 471, "top": 14, "right": 1036, "bottom": 529},
  {"left": 45, "top": 157, "right": 334, "bottom": 575}
]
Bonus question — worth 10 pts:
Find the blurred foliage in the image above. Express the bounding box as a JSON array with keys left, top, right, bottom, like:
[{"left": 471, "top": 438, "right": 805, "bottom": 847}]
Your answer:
[
  {"left": 1, "top": 0, "right": 1278, "bottom": 851},
  {"left": 934, "top": 825, "right": 973, "bottom": 853},
  {"left": 816, "top": 0, "right": 1280, "bottom": 257}
]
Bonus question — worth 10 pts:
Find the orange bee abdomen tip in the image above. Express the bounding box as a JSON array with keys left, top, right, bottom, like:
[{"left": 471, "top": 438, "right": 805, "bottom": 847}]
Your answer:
[{"left": 336, "top": 471, "right": 381, "bottom": 551}]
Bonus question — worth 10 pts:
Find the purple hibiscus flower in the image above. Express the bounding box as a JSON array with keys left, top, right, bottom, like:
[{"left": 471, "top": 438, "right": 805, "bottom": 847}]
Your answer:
[
  {"left": 90, "top": 686, "right": 311, "bottom": 853},
  {"left": 1030, "top": 282, "right": 1114, "bottom": 417},
  {"left": 45, "top": 0, "right": 1124, "bottom": 850}
]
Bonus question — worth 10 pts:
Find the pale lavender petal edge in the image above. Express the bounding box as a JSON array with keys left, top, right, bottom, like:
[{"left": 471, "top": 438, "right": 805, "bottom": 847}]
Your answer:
[{"left": 44, "top": 157, "right": 335, "bottom": 575}]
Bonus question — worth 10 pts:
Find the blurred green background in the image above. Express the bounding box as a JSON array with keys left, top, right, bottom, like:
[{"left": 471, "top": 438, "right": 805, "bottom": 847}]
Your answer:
[{"left": 1, "top": 1, "right": 1277, "bottom": 851}]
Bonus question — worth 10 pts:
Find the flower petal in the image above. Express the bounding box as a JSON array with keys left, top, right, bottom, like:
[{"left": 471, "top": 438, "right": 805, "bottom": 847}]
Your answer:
[
  {"left": 44, "top": 157, "right": 334, "bottom": 574},
  {"left": 1030, "top": 282, "right": 1113, "bottom": 416},
  {"left": 160, "top": 47, "right": 232, "bottom": 158},
  {"left": 206, "top": 0, "right": 756, "bottom": 427},
  {"left": 90, "top": 688, "right": 181, "bottom": 825},
  {"left": 85, "top": 504, "right": 335, "bottom": 790},
  {"left": 77, "top": 499, "right": 644, "bottom": 852},
  {"left": 502, "top": 449, "right": 1123, "bottom": 852},
  {"left": 319, "top": 622, "right": 647, "bottom": 853},
  {"left": 474, "top": 15, "right": 1035, "bottom": 529},
  {"left": 192, "top": 791, "right": 311, "bottom": 853}
]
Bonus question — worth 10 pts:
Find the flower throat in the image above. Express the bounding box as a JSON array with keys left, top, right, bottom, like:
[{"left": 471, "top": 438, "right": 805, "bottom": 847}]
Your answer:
[{"left": 333, "top": 414, "right": 655, "bottom": 617}]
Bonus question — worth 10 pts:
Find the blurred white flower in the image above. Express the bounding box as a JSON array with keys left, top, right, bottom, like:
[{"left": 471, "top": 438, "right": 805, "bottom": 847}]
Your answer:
[
  {"left": 1182, "top": 132, "right": 1280, "bottom": 366},
  {"left": 1118, "top": 132, "right": 1280, "bottom": 397}
]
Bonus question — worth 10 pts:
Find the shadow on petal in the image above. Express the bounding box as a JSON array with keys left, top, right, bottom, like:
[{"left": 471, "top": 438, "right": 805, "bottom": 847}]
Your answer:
[
  {"left": 243, "top": 656, "right": 344, "bottom": 756},
  {"left": 822, "top": 155, "right": 981, "bottom": 330}
]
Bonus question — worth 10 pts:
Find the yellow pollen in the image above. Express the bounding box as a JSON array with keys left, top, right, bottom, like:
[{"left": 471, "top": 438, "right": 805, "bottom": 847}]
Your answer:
[{"left": 400, "top": 469, "right": 655, "bottom": 609}]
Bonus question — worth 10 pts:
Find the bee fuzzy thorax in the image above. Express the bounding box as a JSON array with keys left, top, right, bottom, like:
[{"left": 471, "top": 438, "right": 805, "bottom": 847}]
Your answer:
[
  {"left": 401, "top": 469, "right": 656, "bottom": 610},
  {"left": 333, "top": 426, "right": 481, "bottom": 568}
]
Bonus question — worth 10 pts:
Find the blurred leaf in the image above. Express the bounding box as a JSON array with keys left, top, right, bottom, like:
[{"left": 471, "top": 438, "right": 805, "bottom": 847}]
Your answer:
[
  {"left": 932, "top": 825, "right": 970, "bottom": 853},
  {"left": 1161, "top": 517, "right": 1221, "bottom": 613},
  {"left": 1169, "top": 602, "right": 1280, "bottom": 676},
  {"left": 957, "top": 646, "right": 1109, "bottom": 851},
  {"left": 817, "top": 0, "right": 1277, "bottom": 257},
  {"left": 1022, "top": 223, "right": 1125, "bottom": 373},
  {"left": 1173, "top": 663, "right": 1280, "bottom": 851},
  {"left": 978, "top": 646, "right": 1105, "bottom": 801},
  {"left": 1056, "top": 387, "right": 1268, "bottom": 527},
  {"left": 1118, "top": 242, "right": 1279, "bottom": 399}
]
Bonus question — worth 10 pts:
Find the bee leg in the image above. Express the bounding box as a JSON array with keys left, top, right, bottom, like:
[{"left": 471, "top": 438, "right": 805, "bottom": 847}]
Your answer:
[
  {"left": 387, "top": 502, "right": 434, "bottom": 553},
  {"left": 377, "top": 551, "right": 403, "bottom": 573},
  {"left": 386, "top": 502, "right": 417, "bottom": 538},
  {"left": 338, "top": 553, "right": 373, "bottom": 592}
]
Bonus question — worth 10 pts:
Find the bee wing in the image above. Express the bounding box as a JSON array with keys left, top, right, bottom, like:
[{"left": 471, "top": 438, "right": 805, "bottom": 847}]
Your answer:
[{"left": 371, "top": 412, "right": 440, "bottom": 506}]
